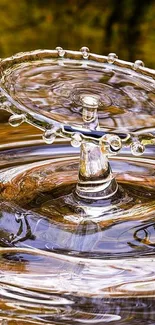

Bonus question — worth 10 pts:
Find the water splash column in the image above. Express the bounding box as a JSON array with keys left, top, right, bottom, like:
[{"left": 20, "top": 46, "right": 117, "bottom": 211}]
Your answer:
[{"left": 75, "top": 95, "right": 118, "bottom": 200}]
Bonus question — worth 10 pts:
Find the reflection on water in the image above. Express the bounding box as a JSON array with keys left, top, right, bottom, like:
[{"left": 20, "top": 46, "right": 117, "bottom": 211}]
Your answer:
[
  {"left": 0, "top": 123, "right": 154, "bottom": 324},
  {"left": 2, "top": 56, "right": 155, "bottom": 133},
  {"left": 0, "top": 46, "right": 154, "bottom": 324},
  {"left": 0, "top": 0, "right": 154, "bottom": 322}
]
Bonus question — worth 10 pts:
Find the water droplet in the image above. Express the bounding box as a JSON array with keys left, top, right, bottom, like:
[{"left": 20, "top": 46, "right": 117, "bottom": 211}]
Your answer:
[
  {"left": 42, "top": 129, "right": 56, "bottom": 144},
  {"left": 71, "top": 133, "right": 82, "bottom": 147},
  {"left": 81, "top": 94, "right": 99, "bottom": 108},
  {"left": 131, "top": 141, "right": 145, "bottom": 156},
  {"left": 80, "top": 95, "right": 100, "bottom": 127},
  {"left": 107, "top": 53, "right": 118, "bottom": 64},
  {"left": 100, "top": 134, "right": 122, "bottom": 153},
  {"left": 80, "top": 46, "right": 90, "bottom": 59},
  {"left": 132, "top": 60, "right": 145, "bottom": 70},
  {"left": 82, "top": 107, "right": 96, "bottom": 123},
  {"left": 56, "top": 46, "right": 65, "bottom": 57},
  {"left": 108, "top": 135, "right": 122, "bottom": 152},
  {"left": 8, "top": 114, "right": 25, "bottom": 127}
]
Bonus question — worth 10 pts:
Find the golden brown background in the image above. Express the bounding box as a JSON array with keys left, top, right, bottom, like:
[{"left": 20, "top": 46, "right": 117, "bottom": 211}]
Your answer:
[{"left": 0, "top": 0, "right": 154, "bottom": 67}]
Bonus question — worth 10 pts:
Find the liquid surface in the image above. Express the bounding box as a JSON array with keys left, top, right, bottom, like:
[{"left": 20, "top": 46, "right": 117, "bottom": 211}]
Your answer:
[
  {"left": 1, "top": 56, "right": 155, "bottom": 133},
  {"left": 0, "top": 53, "right": 155, "bottom": 324},
  {"left": 0, "top": 122, "right": 155, "bottom": 324}
]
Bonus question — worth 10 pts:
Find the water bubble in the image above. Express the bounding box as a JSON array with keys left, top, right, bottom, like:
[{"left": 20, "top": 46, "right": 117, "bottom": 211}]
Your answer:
[
  {"left": 108, "top": 135, "right": 122, "bottom": 152},
  {"left": 80, "top": 46, "right": 90, "bottom": 59},
  {"left": 42, "top": 129, "right": 57, "bottom": 144},
  {"left": 107, "top": 53, "right": 118, "bottom": 64},
  {"left": 71, "top": 133, "right": 82, "bottom": 147},
  {"left": 56, "top": 46, "right": 65, "bottom": 57},
  {"left": 131, "top": 141, "right": 145, "bottom": 156},
  {"left": 132, "top": 60, "right": 145, "bottom": 70},
  {"left": 8, "top": 114, "right": 25, "bottom": 127}
]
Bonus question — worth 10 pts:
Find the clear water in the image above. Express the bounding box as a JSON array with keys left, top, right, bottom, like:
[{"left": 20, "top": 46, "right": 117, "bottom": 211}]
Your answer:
[
  {"left": 0, "top": 127, "right": 154, "bottom": 324},
  {"left": 0, "top": 50, "right": 155, "bottom": 324},
  {"left": 1, "top": 53, "right": 155, "bottom": 133}
]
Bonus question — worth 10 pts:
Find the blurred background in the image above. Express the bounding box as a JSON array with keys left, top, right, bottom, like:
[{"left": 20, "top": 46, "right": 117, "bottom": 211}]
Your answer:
[
  {"left": 0, "top": 0, "right": 154, "bottom": 145},
  {"left": 0, "top": 0, "right": 154, "bottom": 67}
]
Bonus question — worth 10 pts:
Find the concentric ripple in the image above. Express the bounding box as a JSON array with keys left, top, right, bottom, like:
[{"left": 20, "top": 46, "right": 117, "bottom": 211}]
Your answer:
[
  {"left": 0, "top": 51, "right": 155, "bottom": 324},
  {"left": 0, "top": 133, "right": 154, "bottom": 324},
  {"left": 1, "top": 58, "right": 155, "bottom": 133}
]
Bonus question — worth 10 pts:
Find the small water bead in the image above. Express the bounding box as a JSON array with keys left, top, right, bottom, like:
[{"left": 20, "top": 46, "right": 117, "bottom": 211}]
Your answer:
[
  {"left": 42, "top": 129, "right": 57, "bottom": 144},
  {"left": 131, "top": 141, "right": 145, "bottom": 156},
  {"left": 42, "top": 124, "right": 60, "bottom": 144},
  {"left": 80, "top": 47, "right": 90, "bottom": 59},
  {"left": 56, "top": 46, "right": 65, "bottom": 57},
  {"left": 108, "top": 135, "right": 122, "bottom": 152},
  {"left": 71, "top": 133, "right": 82, "bottom": 147},
  {"left": 132, "top": 60, "right": 145, "bottom": 71},
  {"left": 107, "top": 53, "right": 118, "bottom": 64},
  {"left": 8, "top": 114, "right": 25, "bottom": 127},
  {"left": 100, "top": 134, "right": 122, "bottom": 153}
]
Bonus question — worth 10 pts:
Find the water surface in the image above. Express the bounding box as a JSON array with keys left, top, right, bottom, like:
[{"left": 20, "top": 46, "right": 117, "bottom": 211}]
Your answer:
[{"left": 0, "top": 122, "right": 154, "bottom": 324}]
